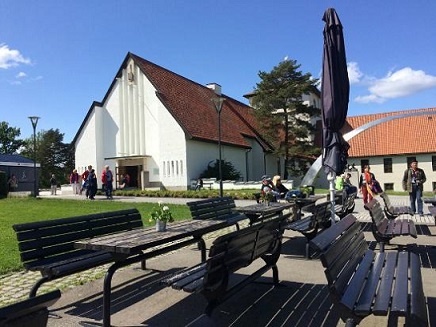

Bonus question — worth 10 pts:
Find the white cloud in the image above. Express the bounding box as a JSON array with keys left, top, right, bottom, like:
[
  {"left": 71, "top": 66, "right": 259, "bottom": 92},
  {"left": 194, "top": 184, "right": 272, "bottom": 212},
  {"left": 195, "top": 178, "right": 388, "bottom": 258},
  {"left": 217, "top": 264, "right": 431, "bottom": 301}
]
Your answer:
[
  {"left": 0, "top": 44, "right": 31, "bottom": 69},
  {"left": 354, "top": 66, "right": 436, "bottom": 104},
  {"left": 347, "top": 62, "right": 363, "bottom": 84},
  {"left": 16, "top": 72, "right": 27, "bottom": 78}
]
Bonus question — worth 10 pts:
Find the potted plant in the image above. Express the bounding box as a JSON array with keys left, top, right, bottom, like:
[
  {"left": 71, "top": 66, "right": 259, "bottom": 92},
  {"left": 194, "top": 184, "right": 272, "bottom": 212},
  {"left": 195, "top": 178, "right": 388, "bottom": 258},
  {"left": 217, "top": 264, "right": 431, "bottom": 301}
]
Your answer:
[
  {"left": 260, "top": 192, "right": 274, "bottom": 206},
  {"left": 149, "top": 202, "right": 174, "bottom": 231}
]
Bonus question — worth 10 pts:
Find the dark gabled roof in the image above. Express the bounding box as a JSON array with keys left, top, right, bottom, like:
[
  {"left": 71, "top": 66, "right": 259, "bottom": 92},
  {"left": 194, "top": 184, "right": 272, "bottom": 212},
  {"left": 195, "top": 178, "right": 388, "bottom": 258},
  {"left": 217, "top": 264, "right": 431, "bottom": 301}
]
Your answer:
[
  {"left": 0, "top": 154, "right": 33, "bottom": 164},
  {"left": 344, "top": 107, "right": 436, "bottom": 157},
  {"left": 129, "top": 53, "right": 271, "bottom": 150},
  {"left": 73, "top": 53, "right": 273, "bottom": 152}
]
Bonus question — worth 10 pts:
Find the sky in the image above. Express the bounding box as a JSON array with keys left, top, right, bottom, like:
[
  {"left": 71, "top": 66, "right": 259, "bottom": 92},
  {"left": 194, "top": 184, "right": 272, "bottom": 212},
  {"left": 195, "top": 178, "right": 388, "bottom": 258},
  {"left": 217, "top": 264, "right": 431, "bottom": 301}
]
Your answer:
[{"left": 1, "top": 1, "right": 436, "bottom": 143}]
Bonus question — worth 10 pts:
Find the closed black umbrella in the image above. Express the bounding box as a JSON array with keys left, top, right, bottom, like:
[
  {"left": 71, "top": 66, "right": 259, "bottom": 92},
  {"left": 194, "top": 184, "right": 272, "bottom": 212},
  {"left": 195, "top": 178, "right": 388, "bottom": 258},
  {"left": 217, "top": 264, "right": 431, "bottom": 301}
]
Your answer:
[{"left": 321, "top": 8, "right": 350, "bottom": 221}]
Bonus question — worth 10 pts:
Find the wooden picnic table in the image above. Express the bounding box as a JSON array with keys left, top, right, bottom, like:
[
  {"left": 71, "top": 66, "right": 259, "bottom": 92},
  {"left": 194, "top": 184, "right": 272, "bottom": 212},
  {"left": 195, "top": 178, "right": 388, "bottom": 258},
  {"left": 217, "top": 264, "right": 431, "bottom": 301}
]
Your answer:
[
  {"left": 235, "top": 202, "right": 294, "bottom": 224},
  {"left": 75, "top": 218, "right": 245, "bottom": 327}
]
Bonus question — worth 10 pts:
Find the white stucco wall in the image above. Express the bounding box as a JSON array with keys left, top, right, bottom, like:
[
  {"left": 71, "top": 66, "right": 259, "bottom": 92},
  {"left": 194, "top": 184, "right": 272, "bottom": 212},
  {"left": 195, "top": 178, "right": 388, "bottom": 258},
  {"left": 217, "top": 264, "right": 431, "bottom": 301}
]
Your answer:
[{"left": 75, "top": 108, "right": 99, "bottom": 176}]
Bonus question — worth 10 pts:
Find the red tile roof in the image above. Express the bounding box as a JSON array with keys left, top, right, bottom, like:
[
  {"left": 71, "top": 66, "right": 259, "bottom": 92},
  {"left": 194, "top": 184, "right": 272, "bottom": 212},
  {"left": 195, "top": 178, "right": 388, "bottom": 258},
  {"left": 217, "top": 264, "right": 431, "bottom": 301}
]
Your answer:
[
  {"left": 130, "top": 53, "right": 272, "bottom": 151},
  {"left": 343, "top": 107, "right": 436, "bottom": 157}
]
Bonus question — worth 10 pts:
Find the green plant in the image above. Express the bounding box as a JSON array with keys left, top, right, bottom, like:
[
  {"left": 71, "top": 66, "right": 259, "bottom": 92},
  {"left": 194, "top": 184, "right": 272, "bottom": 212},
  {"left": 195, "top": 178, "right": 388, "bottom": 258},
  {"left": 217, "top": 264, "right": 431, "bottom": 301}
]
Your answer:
[
  {"left": 260, "top": 192, "right": 274, "bottom": 203},
  {"left": 200, "top": 159, "right": 242, "bottom": 180},
  {"left": 149, "top": 202, "right": 174, "bottom": 223}
]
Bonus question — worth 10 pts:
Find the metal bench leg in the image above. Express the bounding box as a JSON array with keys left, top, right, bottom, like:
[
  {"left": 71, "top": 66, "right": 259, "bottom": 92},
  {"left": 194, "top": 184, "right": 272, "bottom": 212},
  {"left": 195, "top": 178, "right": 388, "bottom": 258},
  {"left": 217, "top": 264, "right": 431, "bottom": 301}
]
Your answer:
[
  {"left": 141, "top": 259, "right": 146, "bottom": 270},
  {"left": 29, "top": 276, "right": 49, "bottom": 297},
  {"left": 345, "top": 318, "right": 357, "bottom": 327},
  {"left": 306, "top": 242, "right": 310, "bottom": 259},
  {"left": 379, "top": 242, "right": 385, "bottom": 252}
]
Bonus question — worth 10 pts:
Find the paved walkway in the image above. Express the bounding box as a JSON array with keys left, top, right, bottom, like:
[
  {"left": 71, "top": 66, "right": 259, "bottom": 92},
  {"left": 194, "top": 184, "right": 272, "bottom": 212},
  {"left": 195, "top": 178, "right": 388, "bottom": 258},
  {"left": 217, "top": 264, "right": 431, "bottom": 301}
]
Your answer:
[{"left": 2, "top": 193, "right": 436, "bottom": 326}]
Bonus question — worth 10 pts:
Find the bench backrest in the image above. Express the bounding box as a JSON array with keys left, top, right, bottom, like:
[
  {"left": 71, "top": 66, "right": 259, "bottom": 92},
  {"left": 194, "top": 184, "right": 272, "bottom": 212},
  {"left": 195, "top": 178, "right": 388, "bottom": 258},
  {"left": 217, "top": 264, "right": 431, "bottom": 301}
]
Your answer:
[
  {"left": 344, "top": 192, "right": 357, "bottom": 209},
  {"left": 379, "top": 192, "right": 393, "bottom": 212},
  {"left": 312, "top": 201, "right": 332, "bottom": 226},
  {"left": 13, "top": 209, "right": 142, "bottom": 269},
  {"left": 310, "top": 214, "right": 370, "bottom": 300},
  {"left": 0, "top": 289, "right": 60, "bottom": 327},
  {"left": 364, "top": 198, "right": 385, "bottom": 226},
  {"left": 204, "top": 218, "right": 283, "bottom": 287},
  {"left": 187, "top": 197, "right": 236, "bottom": 220}
]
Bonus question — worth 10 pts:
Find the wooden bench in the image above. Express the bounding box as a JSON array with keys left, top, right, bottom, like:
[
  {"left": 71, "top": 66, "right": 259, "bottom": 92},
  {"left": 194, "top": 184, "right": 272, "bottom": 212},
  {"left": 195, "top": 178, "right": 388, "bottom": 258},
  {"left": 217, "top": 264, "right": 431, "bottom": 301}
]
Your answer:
[
  {"left": 285, "top": 201, "right": 332, "bottom": 258},
  {"left": 379, "top": 192, "right": 414, "bottom": 218},
  {"left": 364, "top": 199, "right": 417, "bottom": 252},
  {"left": 162, "top": 217, "right": 284, "bottom": 315},
  {"left": 187, "top": 197, "right": 246, "bottom": 227},
  {"left": 0, "top": 289, "right": 61, "bottom": 327},
  {"left": 334, "top": 191, "right": 357, "bottom": 218},
  {"left": 13, "top": 209, "right": 143, "bottom": 297},
  {"left": 310, "top": 214, "right": 427, "bottom": 326},
  {"left": 429, "top": 206, "right": 436, "bottom": 226}
]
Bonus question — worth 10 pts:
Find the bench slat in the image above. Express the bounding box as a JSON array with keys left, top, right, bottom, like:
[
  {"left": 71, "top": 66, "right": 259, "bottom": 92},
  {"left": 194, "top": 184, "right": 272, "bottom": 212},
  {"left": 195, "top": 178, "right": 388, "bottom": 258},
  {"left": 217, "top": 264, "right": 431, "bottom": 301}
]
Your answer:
[
  {"left": 390, "top": 251, "right": 409, "bottom": 314},
  {"left": 341, "top": 249, "right": 375, "bottom": 311},
  {"left": 354, "top": 252, "right": 386, "bottom": 315},
  {"left": 372, "top": 251, "right": 397, "bottom": 315},
  {"left": 410, "top": 253, "right": 428, "bottom": 324}
]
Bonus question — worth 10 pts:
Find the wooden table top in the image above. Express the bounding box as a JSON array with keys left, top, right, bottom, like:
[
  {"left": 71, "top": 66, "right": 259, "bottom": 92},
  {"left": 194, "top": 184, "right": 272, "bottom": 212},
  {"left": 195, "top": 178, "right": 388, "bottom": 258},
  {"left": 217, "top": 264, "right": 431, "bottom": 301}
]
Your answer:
[
  {"left": 235, "top": 202, "right": 294, "bottom": 215},
  {"left": 75, "top": 218, "right": 242, "bottom": 255}
]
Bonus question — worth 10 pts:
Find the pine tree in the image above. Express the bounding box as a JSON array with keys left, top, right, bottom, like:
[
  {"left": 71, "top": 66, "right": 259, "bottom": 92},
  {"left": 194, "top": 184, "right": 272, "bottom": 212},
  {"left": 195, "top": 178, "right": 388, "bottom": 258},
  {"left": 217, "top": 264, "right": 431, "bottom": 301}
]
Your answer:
[{"left": 251, "top": 59, "right": 321, "bottom": 178}]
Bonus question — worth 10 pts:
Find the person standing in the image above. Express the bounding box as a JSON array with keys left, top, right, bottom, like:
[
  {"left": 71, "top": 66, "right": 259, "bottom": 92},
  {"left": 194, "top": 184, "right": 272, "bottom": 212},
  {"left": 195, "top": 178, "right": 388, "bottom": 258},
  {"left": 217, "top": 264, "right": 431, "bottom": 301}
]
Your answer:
[
  {"left": 359, "top": 165, "right": 375, "bottom": 205},
  {"left": 101, "top": 165, "right": 114, "bottom": 199},
  {"left": 80, "top": 165, "right": 92, "bottom": 197},
  {"left": 87, "top": 169, "right": 97, "bottom": 200},
  {"left": 7, "top": 174, "right": 18, "bottom": 192},
  {"left": 70, "top": 169, "right": 80, "bottom": 195},
  {"left": 402, "top": 160, "right": 426, "bottom": 214},
  {"left": 50, "top": 174, "right": 57, "bottom": 195}
]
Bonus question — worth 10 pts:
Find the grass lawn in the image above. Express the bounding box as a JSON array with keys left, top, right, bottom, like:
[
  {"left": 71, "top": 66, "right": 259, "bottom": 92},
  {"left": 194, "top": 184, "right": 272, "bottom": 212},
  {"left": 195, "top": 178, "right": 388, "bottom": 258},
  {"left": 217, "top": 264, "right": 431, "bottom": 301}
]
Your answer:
[{"left": 0, "top": 197, "right": 191, "bottom": 275}]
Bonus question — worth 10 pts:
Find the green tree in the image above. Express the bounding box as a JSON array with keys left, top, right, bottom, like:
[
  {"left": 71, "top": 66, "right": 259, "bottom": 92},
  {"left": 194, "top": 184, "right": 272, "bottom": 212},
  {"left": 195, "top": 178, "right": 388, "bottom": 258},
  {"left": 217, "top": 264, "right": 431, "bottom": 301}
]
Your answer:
[
  {"left": 21, "top": 129, "right": 74, "bottom": 188},
  {"left": 200, "top": 159, "right": 242, "bottom": 181},
  {"left": 0, "top": 121, "right": 25, "bottom": 154},
  {"left": 251, "top": 59, "right": 321, "bottom": 179}
]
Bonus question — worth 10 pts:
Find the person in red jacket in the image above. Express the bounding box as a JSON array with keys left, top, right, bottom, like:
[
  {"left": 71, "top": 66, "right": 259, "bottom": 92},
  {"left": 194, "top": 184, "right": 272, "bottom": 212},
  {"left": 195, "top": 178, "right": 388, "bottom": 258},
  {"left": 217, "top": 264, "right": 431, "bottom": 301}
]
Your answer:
[
  {"left": 70, "top": 169, "right": 80, "bottom": 195},
  {"left": 80, "top": 165, "right": 92, "bottom": 197}
]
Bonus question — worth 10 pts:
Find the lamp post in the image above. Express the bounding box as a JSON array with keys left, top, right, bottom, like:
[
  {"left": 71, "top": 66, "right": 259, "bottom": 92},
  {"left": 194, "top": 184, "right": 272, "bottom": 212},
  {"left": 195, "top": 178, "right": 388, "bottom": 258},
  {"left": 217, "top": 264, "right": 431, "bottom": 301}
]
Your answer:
[
  {"left": 211, "top": 97, "right": 225, "bottom": 197},
  {"left": 28, "top": 116, "right": 40, "bottom": 197}
]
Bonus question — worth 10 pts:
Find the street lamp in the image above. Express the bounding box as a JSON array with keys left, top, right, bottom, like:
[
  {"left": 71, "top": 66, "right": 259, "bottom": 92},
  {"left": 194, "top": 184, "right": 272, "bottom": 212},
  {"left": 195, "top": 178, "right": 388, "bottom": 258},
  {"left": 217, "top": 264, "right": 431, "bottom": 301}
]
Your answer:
[
  {"left": 28, "top": 116, "right": 40, "bottom": 197},
  {"left": 211, "top": 97, "right": 225, "bottom": 197}
]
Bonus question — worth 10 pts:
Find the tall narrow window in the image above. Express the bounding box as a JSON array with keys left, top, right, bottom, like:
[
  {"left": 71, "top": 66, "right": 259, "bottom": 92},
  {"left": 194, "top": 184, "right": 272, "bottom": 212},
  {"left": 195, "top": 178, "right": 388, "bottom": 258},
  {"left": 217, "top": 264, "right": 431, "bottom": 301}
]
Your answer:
[
  {"left": 383, "top": 158, "right": 392, "bottom": 173},
  {"left": 432, "top": 156, "right": 436, "bottom": 171},
  {"left": 163, "top": 162, "right": 166, "bottom": 177},
  {"left": 180, "top": 160, "right": 184, "bottom": 176}
]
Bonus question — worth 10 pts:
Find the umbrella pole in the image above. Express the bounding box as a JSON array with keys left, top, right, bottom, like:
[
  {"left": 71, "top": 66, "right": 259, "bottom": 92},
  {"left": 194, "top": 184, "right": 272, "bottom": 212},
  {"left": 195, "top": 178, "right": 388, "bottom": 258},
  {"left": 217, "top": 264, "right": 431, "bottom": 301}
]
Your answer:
[{"left": 327, "top": 172, "right": 336, "bottom": 224}]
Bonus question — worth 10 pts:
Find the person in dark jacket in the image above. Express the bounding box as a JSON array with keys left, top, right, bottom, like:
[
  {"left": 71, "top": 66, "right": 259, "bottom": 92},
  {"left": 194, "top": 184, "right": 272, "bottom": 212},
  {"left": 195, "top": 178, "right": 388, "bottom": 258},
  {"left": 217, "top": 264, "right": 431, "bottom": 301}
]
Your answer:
[
  {"left": 87, "top": 169, "right": 98, "bottom": 200},
  {"left": 402, "top": 160, "right": 426, "bottom": 214}
]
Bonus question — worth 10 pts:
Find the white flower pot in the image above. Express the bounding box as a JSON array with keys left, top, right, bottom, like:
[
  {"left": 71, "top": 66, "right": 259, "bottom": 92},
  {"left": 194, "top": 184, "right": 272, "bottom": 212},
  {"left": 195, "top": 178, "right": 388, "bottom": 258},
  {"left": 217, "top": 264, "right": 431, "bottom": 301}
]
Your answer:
[{"left": 156, "top": 220, "right": 167, "bottom": 232}]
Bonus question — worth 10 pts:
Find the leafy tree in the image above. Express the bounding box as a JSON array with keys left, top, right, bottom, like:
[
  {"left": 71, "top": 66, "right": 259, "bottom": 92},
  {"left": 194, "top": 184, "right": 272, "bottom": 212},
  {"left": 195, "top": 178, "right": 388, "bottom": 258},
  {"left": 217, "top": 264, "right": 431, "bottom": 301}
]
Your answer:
[
  {"left": 200, "top": 159, "right": 242, "bottom": 181},
  {"left": 251, "top": 59, "right": 321, "bottom": 178},
  {"left": 21, "top": 129, "right": 74, "bottom": 188},
  {"left": 0, "top": 121, "right": 25, "bottom": 154}
]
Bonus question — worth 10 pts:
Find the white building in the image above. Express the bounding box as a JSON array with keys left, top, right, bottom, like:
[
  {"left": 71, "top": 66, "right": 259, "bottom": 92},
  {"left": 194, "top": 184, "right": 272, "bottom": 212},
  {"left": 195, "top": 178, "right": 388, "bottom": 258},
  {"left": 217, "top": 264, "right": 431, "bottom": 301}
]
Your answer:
[
  {"left": 344, "top": 108, "right": 436, "bottom": 192},
  {"left": 73, "top": 53, "right": 280, "bottom": 190}
]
